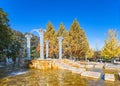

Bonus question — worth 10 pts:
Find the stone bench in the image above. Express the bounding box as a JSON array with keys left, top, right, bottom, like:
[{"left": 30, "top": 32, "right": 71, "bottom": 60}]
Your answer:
[
  {"left": 81, "top": 71, "right": 101, "bottom": 79},
  {"left": 86, "top": 64, "right": 94, "bottom": 68},
  {"left": 105, "top": 74, "right": 115, "bottom": 81},
  {"left": 95, "top": 64, "right": 104, "bottom": 69},
  {"left": 79, "top": 64, "right": 85, "bottom": 68},
  {"left": 72, "top": 68, "right": 86, "bottom": 74},
  {"left": 104, "top": 63, "right": 118, "bottom": 70}
]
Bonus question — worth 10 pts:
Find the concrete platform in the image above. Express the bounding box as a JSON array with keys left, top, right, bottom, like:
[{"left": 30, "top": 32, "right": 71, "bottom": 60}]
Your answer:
[
  {"left": 86, "top": 64, "right": 94, "bottom": 68},
  {"left": 105, "top": 74, "right": 115, "bottom": 81},
  {"left": 72, "top": 68, "right": 86, "bottom": 74},
  {"left": 95, "top": 64, "right": 103, "bottom": 69},
  {"left": 95, "top": 64, "right": 104, "bottom": 69},
  {"left": 104, "top": 63, "right": 117, "bottom": 70},
  {"left": 79, "top": 64, "right": 85, "bottom": 68},
  {"left": 81, "top": 71, "right": 101, "bottom": 79}
]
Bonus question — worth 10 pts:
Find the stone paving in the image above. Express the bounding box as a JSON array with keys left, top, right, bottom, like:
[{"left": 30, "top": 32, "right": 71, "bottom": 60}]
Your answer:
[
  {"left": 105, "top": 74, "right": 115, "bottom": 81},
  {"left": 81, "top": 71, "right": 101, "bottom": 79},
  {"left": 105, "top": 63, "right": 120, "bottom": 70},
  {"left": 85, "top": 64, "right": 94, "bottom": 68},
  {"left": 72, "top": 68, "right": 86, "bottom": 74},
  {"left": 29, "top": 59, "right": 120, "bottom": 81},
  {"left": 95, "top": 64, "right": 104, "bottom": 69}
]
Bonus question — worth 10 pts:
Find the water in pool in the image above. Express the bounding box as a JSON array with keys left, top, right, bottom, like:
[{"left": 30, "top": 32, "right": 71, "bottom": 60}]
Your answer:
[{"left": 0, "top": 67, "right": 120, "bottom": 86}]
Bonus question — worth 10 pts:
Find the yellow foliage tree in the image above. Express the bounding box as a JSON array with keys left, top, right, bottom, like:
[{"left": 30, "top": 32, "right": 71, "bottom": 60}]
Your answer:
[
  {"left": 69, "top": 19, "right": 89, "bottom": 59},
  {"left": 86, "top": 48, "right": 94, "bottom": 59},
  {"left": 44, "top": 22, "right": 58, "bottom": 58},
  {"left": 57, "top": 23, "right": 70, "bottom": 58},
  {"left": 101, "top": 29, "right": 120, "bottom": 59}
]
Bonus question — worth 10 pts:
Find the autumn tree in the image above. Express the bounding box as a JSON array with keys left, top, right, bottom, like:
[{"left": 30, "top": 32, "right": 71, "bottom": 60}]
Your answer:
[
  {"left": 44, "top": 22, "right": 58, "bottom": 58},
  {"left": 101, "top": 29, "right": 120, "bottom": 59},
  {"left": 86, "top": 48, "right": 94, "bottom": 60},
  {"left": 57, "top": 23, "right": 69, "bottom": 58},
  {"left": 69, "top": 19, "right": 89, "bottom": 59}
]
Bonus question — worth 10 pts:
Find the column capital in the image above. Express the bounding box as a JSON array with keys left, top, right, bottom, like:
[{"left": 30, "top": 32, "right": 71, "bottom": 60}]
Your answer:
[
  {"left": 25, "top": 33, "right": 32, "bottom": 39},
  {"left": 38, "top": 29, "right": 46, "bottom": 35},
  {"left": 46, "top": 40, "right": 49, "bottom": 44},
  {"left": 57, "top": 36, "right": 63, "bottom": 41}
]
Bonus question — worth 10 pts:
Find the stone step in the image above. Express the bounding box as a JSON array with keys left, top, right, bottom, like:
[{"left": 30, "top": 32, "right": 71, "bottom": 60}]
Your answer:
[
  {"left": 105, "top": 74, "right": 115, "bottom": 81},
  {"left": 86, "top": 65, "right": 94, "bottom": 68},
  {"left": 95, "top": 64, "right": 104, "bottom": 69},
  {"left": 72, "top": 68, "right": 86, "bottom": 74},
  {"left": 81, "top": 71, "right": 101, "bottom": 79},
  {"left": 79, "top": 64, "right": 85, "bottom": 68}
]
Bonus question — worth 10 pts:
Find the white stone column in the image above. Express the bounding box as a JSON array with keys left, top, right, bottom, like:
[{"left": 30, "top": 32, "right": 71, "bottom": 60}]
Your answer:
[
  {"left": 25, "top": 34, "right": 32, "bottom": 60},
  {"left": 38, "top": 29, "right": 45, "bottom": 59},
  {"left": 46, "top": 40, "right": 49, "bottom": 59},
  {"left": 57, "top": 36, "right": 63, "bottom": 59}
]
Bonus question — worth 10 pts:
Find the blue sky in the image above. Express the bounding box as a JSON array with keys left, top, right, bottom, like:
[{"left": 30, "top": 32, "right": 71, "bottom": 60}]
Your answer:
[{"left": 0, "top": 0, "right": 120, "bottom": 50}]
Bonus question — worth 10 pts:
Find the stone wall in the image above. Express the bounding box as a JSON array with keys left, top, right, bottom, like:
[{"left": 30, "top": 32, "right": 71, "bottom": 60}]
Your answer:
[{"left": 29, "top": 60, "right": 52, "bottom": 69}]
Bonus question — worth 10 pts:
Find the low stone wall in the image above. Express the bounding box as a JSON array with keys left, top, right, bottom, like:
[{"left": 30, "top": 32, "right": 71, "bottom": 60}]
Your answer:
[{"left": 29, "top": 60, "right": 52, "bottom": 69}]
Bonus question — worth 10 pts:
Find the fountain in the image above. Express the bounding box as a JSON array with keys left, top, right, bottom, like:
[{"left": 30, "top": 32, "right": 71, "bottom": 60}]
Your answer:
[{"left": 1, "top": 28, "right": 119, "bottom": 86}]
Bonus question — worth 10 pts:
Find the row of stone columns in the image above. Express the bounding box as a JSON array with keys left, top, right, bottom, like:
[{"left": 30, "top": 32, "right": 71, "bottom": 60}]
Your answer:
[{"left": 25, "top": 29, "right": 63, "bottom": 60}]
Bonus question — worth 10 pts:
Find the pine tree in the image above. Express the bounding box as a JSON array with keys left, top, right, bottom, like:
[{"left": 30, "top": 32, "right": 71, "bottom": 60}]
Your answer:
[{"left": 101, "top": 29, "right": 120, "bottom": 59}]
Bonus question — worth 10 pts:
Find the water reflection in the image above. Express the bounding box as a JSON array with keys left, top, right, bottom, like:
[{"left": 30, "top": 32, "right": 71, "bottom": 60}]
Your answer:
[
  {"left": 0, "top": 68, "right": 120, "bottom": 86},
  {"left": 10, "top": 71, "right": 29, "bottom": 76}
]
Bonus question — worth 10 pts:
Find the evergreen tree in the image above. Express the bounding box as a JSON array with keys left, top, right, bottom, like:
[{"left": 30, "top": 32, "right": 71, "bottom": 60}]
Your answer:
[
  {"left": 31, "top": 34, "right": 39, "bottom": 59},
  {"left": 101, "top": 29, "right": 120, "bottom": 59},
  {"left": 0, "top": 8, "right": 13, "bottom": 59},
  {"left": 8, "top": 30, "right": 26, "bottom": 62}
]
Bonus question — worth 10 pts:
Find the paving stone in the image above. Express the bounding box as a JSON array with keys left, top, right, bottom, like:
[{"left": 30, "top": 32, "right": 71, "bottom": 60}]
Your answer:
[
  {"left": 72, "top": 68, "right": 86, "bottom": 74},
  {"left": 86, "top": 65, "right": 94, "bottom": 68},
  {"left": 105, "top": 74, "right": 115, "bottom": 81},
  {"left": 95, "top": 64, "right": 104, "bottom": 69},
  {"left": 81, "top": 71, "right": 101, "bottom": 79}
]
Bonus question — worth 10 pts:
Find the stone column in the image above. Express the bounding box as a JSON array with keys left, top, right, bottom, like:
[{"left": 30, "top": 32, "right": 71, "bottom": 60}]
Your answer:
[
  {"left": 38, "top": 29, "right": 45, "bottom": 59},
  {"left": 25, "top": 34, "right": 32, "bottom": 60},
  {"left": 57, "top": 36, "right": 63, "bottom": 59},
  {"left": 46, "top": 40, "right": 49, "bottom": 59}
]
